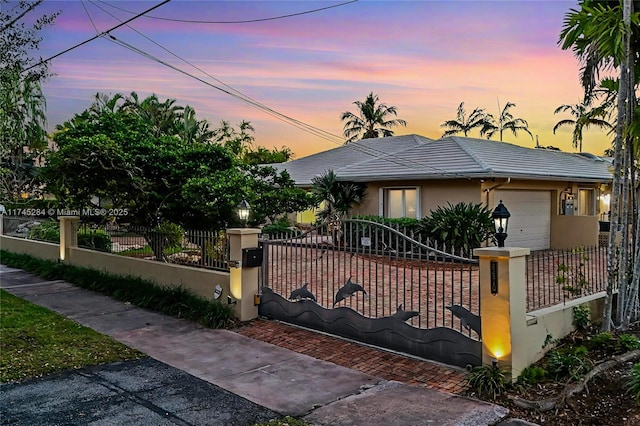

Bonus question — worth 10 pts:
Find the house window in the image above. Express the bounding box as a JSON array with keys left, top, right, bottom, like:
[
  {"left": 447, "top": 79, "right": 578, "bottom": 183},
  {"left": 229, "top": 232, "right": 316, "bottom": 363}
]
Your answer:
[
  {"left": 382, "top": 187, "right": 419, "bottom": 219},
  {"left": 578, "top": 189, "right": 595, "bottom": 216}
]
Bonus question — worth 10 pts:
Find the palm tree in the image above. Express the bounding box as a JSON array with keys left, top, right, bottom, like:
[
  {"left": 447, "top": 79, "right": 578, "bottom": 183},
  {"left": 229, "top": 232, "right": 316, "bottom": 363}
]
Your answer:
[
  {"left": 560, "top": 0, "right": 639, "bottom": 331},
  {"left": 481, "top": 101, "right": 533, "bottom": 141},
  {"left": 552, "top": 102, "right": 612, "bottom": 152},
  {"left": 340, "top": 92, "right": 407, "bottom": 144},
  {"left": 440, "top": 102, "right": 487, "bottom": 137},
  {"left": 311, "top": 170, "right": 366, "bottom": 222}
]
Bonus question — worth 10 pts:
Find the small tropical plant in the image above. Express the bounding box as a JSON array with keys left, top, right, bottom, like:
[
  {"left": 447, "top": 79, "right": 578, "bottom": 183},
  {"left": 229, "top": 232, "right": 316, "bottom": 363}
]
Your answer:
[
  {"left": 311, "top": 170, "right": 366, "bottom": 222},
  {"left": 587, "top": 332, "right": 616, "bottom": 351},
  {"left": 572, "top": 305, "right": 591, "bottom": 330},
  {"left": 546, "top": 346, "right": 591, "bottom": 380},
  {"left": 420, "top": 202, "right": 495, "bottom": 256},
  {"left": 144, "top": 222, "right": 184, "bottom": 261},
  {"left": 627, "top": 363, "right": 640, "bottom": 404},
  {"left": 465, "top": 364, "right": 508, "bottom": 399},
  {"left": 556, "top": 247, "right": 589, "bottom": 296},
  {"left": 619, "top": 334, "right": 640, "bottom": 352},
  {"left": 517, "top": 365, "right": 548, "bottom": 387}
]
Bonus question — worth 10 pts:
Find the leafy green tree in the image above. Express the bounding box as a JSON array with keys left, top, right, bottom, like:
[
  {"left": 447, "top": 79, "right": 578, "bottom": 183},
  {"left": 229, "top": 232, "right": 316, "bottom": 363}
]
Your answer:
[
  {"left": 440, "top": 102, "right": 487, "bottom": 137},
  {"left": 553, "top": 102, "right": 612, "bottom": 152},
  {"left": 481, "top": 101, "right": 533, "bottom": 141},
  {"left": 0, "top": 1, "right": 58, "bottom": 201},
  {"left": 43, "top": 95, "right": 312, "bottom": 231},
  {"left": 340, "top": 92, "right": 407, "bottom": 144},
  {"left": 0, "top": 0, "right": 59, "bottom": 82}
]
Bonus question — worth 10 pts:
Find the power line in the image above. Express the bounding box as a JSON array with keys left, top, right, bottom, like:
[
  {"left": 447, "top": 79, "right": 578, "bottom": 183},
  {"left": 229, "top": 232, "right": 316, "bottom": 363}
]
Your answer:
[
  {"left": 21, "top": 0, "right": 172, "bottom": 74},
  {"left": 74, "top": 1, "right": 459, "bottom": 177},
  {"left": 95, "top": 0, "right": 357, "bottom": 24},
  {"left": 104, "top": 34, "right": 460, "bottom": 177}
]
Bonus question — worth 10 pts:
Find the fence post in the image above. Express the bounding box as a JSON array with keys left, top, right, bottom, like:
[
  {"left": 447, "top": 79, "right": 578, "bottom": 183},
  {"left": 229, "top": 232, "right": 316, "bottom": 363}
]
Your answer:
[
  {"left": 473, "top": 246, "right": 530, "bottom": 380},
  {"left": 59, "top": 216, "right": 79, "bottom": 261},
  {"left": 227, "top": 228, "right": 262, "bottom": 321}
]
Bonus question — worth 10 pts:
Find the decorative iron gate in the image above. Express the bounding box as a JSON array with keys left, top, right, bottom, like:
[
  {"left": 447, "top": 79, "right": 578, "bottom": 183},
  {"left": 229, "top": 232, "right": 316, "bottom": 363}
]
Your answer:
[{"left": 258, "top": 219, "right": 481, "bottom": 368}]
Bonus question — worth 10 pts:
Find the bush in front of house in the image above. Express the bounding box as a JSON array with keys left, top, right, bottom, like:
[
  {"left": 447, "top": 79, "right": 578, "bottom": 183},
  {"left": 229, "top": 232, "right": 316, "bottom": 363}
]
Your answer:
[
  {"left": 0, "top": 250, "right": 236, "bottom": 329},
  {"left": 27, "top": 220, "right": 113, "bottom": 252},
  {"left": 420, "top": 202, "right": 495, "bottom": 256}
]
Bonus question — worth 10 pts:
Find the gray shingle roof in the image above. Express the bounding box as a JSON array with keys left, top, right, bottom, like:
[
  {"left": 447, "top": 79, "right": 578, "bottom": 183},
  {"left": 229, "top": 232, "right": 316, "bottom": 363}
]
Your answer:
[
  {"left": 274, "top": 134, "right": 432, "bottom": 185},
  {"left": 278, "top": 135, "right": 612, "bottom": 185}
]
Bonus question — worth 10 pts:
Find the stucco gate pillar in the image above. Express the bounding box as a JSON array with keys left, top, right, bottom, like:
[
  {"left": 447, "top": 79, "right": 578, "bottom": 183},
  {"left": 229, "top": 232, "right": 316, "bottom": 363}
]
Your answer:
[
  {"left": 59, "top": 215, "right": 79, "bottom": 261},
  {"left": 473, "top": 246, "right": 530, "bottom": 380},
  {"left": 227, "top": 228, "right": 262, "bottom": 321}
]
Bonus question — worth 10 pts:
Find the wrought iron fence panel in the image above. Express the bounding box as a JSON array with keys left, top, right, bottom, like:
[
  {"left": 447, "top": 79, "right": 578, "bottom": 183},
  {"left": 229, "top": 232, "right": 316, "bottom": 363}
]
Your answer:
[
  {"left": 526, "top": 245, "right": 609, "bottom": 312},
  {"left": 260, "top": 218, "right": 480, "bottom": 338}
]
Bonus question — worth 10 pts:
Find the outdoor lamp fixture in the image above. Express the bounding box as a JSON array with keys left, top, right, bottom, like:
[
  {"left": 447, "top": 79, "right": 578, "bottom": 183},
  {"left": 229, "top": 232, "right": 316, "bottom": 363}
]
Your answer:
[
  {"left": 492, "top": 200, "right": 510, "bottom": 248},
  {"left": 237, "top": 199, "right": 250, "bottom": 226}
]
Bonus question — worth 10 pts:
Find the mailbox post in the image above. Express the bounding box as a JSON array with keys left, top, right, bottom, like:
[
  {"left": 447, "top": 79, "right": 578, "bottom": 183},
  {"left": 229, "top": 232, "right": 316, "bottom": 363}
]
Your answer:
[{"left": 227, "top": 228, "right": 262, "bottom": 321}]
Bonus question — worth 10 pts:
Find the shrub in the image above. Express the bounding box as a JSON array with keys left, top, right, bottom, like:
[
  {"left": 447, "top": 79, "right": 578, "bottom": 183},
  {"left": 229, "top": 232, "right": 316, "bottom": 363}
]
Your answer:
[
  {"left": 144, "top": 222, "right": 184, "bottom": 260},
  {"left": 627, "top": 363, "right": 640, "bottom": 404},
  {"left": 572, "top": 305, "right": 591, "bottom": 330},
  {"left": 28, "top": 220, "right": 60, "bottom": 242},
  {"left": 262, "top": 217, "right": 300, "bottom": 237},
  {"left": 587, "top": 332, "right": 616, "bottom": 351},
  {"left": 28, "top": 221, "right": 112, "bottom": 251},
  {"left": 465, "top": 364, "right": 508, "bottom": 399},
  {"left": 420, "top": 202, "right": 495, "bottom": 256},
  {"left": 620, "top": 334, "right": 640, "bottom": 352},
  {"left": 546, "top": 346, "right": 591, "bottom": 380},
  {"left": 78, "top": 229, "right": 112, "bottom": 252},
  {"left": 517, "top": 365, "right": 548, "bottom": 387},
  {"left": 0, "top": 250, "right": 236, "bottom": 328}
]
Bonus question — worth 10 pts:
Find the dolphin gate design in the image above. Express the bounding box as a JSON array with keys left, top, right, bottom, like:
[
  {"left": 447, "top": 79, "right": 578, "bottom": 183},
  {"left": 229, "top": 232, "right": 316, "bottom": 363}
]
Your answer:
[{"left": 258, "top": 218, "right": 482, "bottom": 369}]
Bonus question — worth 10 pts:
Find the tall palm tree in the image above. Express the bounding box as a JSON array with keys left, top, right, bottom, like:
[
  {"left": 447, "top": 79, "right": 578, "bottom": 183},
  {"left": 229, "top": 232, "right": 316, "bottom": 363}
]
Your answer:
[
  {"left": 440, "top": 102, "right": 487, "bottom": 137},
  {"left": 340, "top": 92, "right": 407, "bottom": 144},
  {"left": 560, "top": 0, "right": 639, "bottom": 331},
  {"left": 552, "top": 102, "right": 612, "bottom": 151},
  {"left": 481, "top": 101, "right": 533, "bottom": 141}
]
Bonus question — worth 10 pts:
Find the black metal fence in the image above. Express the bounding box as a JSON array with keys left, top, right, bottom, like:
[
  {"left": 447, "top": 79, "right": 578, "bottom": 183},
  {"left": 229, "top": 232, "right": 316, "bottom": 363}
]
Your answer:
[
  {"left": 526, "top": 245, "right": 609, "bottom": 312},
  {"left": 1, "top": 216, "right": 229, "bottom": 271},
  {"left": 260, "top": 218, "right": 481, "bottom": 336}
]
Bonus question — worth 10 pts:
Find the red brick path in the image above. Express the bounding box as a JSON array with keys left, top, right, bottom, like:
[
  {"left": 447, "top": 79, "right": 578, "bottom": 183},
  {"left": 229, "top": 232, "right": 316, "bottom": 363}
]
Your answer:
[{"left": 235, "top": 319, "right": 468, "bottom": 394}]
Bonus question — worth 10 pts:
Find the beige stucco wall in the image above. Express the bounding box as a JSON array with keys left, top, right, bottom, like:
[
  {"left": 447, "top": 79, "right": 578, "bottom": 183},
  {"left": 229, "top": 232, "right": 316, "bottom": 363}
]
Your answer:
[
  {"left": 356, "top": 179, "right": 482, "bottom": 218},
  {"left": 550, "top": 215, "right": 599, "bottom": 249},
  {"left": 0, "top": 235, "right": 59, "bottom": 261},
  {"left": 515, "top": 293, "right": 606, "bottom": 377},
  {"left": 66, "top": 247, "right": 230, "bottom": 301}
]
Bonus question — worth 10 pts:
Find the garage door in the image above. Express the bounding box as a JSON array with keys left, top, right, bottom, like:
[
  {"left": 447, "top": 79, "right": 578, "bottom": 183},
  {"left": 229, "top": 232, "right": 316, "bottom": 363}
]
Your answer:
[{"left": 494, "top": 190, "right": 551, "bottom": 251}]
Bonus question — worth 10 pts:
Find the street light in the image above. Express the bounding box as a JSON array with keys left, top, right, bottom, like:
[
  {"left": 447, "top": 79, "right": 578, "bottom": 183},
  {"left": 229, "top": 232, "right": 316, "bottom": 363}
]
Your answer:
[
  {"left": 237, "top": 199, "right": 250, "bottom": 226},
  {"left": 492, "top": 200, "right": 510, "bottom": 248}
]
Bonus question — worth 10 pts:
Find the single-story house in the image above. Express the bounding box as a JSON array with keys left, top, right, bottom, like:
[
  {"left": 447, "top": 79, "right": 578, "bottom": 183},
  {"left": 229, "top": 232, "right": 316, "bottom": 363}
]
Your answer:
[{"left": 277, "top": 134, "right": 613, "bottom": 250}]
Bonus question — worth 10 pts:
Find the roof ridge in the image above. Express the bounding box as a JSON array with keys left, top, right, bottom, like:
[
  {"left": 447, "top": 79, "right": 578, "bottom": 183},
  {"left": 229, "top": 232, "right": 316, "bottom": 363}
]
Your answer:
[{"left": 448, "top": 136, "right": 492, "bottom": 172}]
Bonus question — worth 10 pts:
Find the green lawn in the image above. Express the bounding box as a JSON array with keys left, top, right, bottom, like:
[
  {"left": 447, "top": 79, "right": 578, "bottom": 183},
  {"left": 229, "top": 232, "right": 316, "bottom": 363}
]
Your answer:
[{"left": 0, "top": 289, "right": 145, "bottom": 383}]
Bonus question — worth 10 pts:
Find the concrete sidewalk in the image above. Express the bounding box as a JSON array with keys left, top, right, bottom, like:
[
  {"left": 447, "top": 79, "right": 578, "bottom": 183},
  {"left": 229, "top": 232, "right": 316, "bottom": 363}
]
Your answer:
[{"left": 0, "top": 264, "right": 510, "bottom": 425}]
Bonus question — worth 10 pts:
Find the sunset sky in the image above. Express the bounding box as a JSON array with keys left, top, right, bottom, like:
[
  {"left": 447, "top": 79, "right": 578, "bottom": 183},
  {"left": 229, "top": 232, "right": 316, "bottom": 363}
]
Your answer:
[{"left": 33, "top": 0, "right": 613, "bottom": 159}]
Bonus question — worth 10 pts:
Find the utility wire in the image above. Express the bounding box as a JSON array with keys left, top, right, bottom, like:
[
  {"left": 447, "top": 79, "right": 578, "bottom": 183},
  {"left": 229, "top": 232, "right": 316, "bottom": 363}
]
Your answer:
[
  {"left": 80, "top": 0, "right": 99, "bottom": 33},
  {"left": 86, "top": 0, "right": 343, "bottom": 144},
  {"left": 79, "top": 1, "right": 459, "bottom": 176},
  {"left": 21, "top": 0, "right": 172, "bottom": 74},
  {"left": 95, "top": 0, "right": 357, "bottom": 24},
  {"left": 106, "top": 34, "right": 460, "bottom": 177}
]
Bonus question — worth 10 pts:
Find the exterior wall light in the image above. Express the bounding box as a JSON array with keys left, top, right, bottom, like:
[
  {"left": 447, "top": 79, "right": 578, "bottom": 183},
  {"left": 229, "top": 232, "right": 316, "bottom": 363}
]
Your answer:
[
  {"left": 237, "top": 199, "right": 250, "bottom": 226},
  {"left": 492, "top": 200, "right": 510, "bottom": 248}
]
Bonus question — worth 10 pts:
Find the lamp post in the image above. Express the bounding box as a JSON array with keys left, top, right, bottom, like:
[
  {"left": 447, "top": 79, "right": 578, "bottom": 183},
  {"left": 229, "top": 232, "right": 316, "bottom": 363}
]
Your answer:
[
  {"left": 492, "top": 200, "right": 510, "bottom": 248},
  {"left": 237, "top": 199, "right": 250, "bottom": 227}
]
